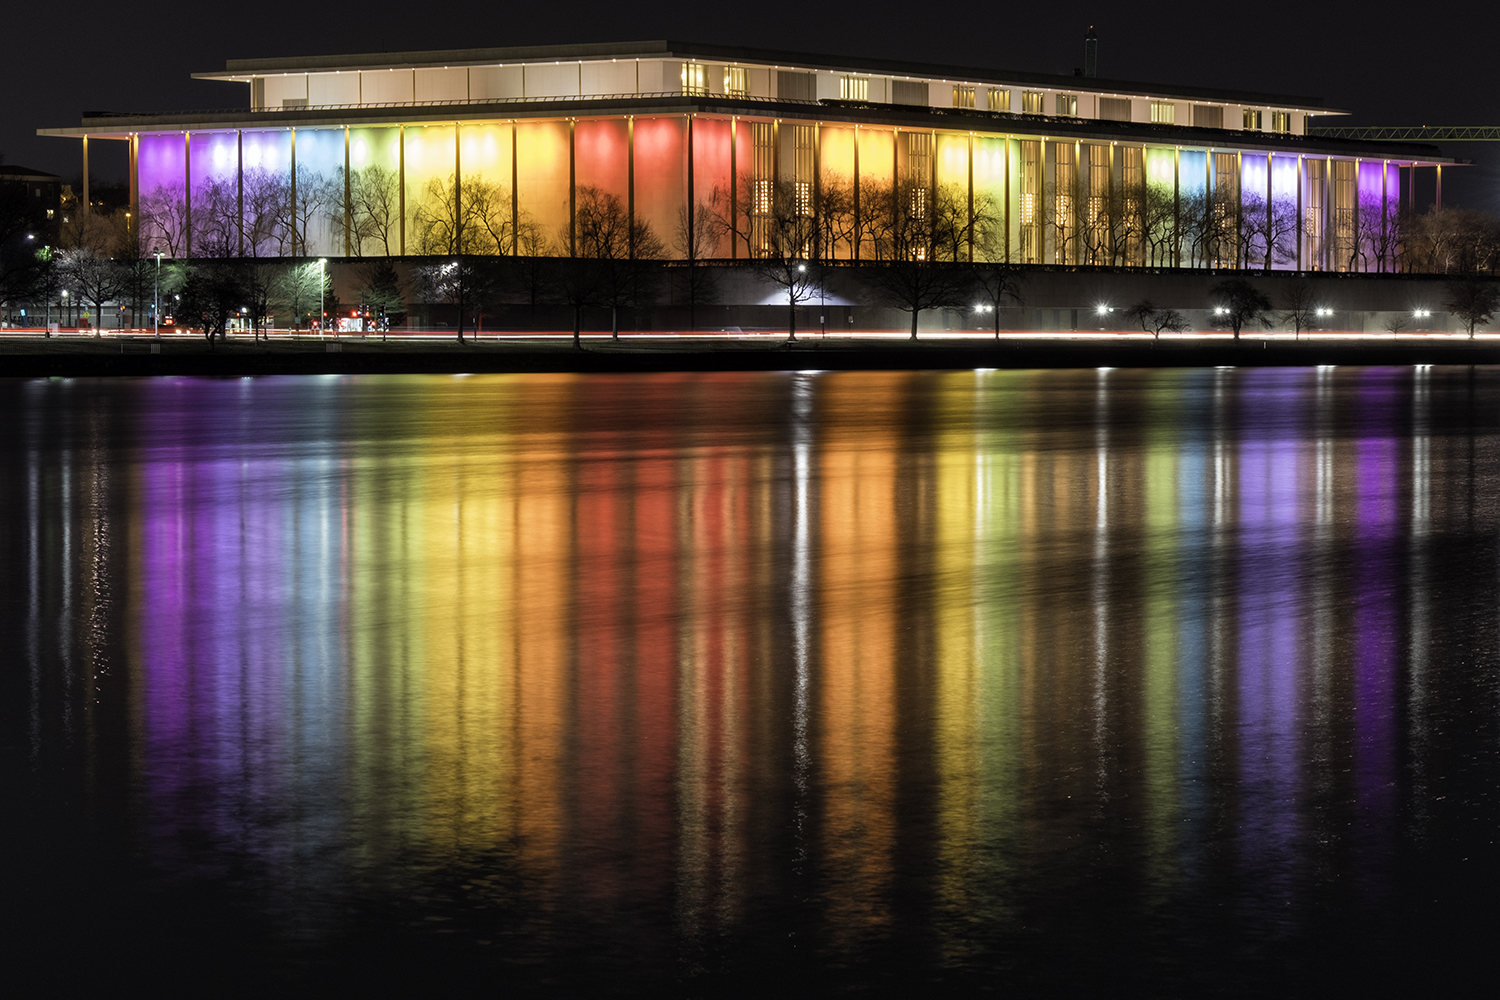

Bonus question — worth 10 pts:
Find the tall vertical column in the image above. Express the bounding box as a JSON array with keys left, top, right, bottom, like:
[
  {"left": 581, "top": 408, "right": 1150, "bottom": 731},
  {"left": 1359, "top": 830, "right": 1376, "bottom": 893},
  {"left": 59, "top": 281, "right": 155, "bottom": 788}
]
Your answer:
[
  {"left": 730, "top": 117, "right": 738, "bottom": 260},
  {"left": 128, "top": 133, "right": 139, "bottom": 251},
  {"left": 569, "top": 119, "right": 576, "bottom": 257},
  {"left": 1352, "top": 158, "right": 1360, "bottom": 272},
  {"left": 628, "top": 117, "right": 637, "bottom": 259},
  {"left": 1381, "top": 160, "right": 1389, "bottom": 273},
  {"left": 511, "top": 121, "right": 519, "bottom": 256},
  {"left": 289, "top": 129, "right": 297, "bottom": 256},
  {"left": 1265, "top": 152, "right": 1272, "bottom": 269},
  {"left": 184, "top": 132, "right": 192, "bottom": 258},
  {"left": 684, "top": 115, "right": 694, "bottom": 262},
  {"left": 1172, "top": 148, "right": 1180, "bottom": 268},
  {"left": 967, "top": 133, "right": 974, "bottom": 263},
  {"left": 398, "top": 125, "right": 406, "bottom": 256},
  {"left": 852, "top": 124, "right": 860, "bottom": 262},
  {"left": 1296, "top": 156, "right": 1303, "bottom": 271},
  {"left": 1003, "top": 136, "right": 1010, "bottom": 264},
  {"left": 238, "top": 131, "right": 245, "bottom": 256},
  {"left": 453, "top": 124, "right": 461, "bottom": 255},
  {"left": 1322, "top": 157, "right": 1330, "bottom": 272},
  {"left": 81, "top": 136, "right": 90, "bottom": 218},
  {"left": 344, "top": 127, "right": 352, "bottom": 257}
]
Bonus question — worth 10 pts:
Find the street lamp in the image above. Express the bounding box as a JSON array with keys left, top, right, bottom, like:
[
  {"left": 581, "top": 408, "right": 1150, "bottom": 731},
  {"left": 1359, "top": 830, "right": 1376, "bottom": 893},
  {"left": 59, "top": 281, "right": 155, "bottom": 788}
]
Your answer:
[
  {"left": 318, "top": 259, "right": 327, "bottom": 340},
  {"left": 153, "top": 250, "right": 163, "bottom": 340},
  {"left": 61, "top": 289, "right": 68, "bottom": 329}
]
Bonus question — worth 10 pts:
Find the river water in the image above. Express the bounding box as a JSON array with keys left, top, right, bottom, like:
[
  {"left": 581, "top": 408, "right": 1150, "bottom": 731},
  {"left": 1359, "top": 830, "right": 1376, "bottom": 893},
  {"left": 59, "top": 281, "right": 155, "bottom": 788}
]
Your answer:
[{"left": 2, "top": 368, "right": 1498, "bottom": 995}]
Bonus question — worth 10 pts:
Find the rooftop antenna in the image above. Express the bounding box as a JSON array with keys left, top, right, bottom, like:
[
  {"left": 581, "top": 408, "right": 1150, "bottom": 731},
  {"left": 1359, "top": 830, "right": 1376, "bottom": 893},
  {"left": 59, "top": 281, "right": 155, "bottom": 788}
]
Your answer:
[{"left": 1084, "top": 26, "right": 1098, "bottom": 78}]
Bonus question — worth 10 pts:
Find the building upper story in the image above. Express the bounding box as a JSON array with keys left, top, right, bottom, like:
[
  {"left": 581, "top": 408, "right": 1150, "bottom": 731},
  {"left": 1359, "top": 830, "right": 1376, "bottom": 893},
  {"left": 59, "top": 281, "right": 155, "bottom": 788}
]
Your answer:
[
  {"left": 0, "top": 164, "right": 63, "bottom": 242},
  {"left": 187, "top": 39, "right": 1341, "bottom": 138}
]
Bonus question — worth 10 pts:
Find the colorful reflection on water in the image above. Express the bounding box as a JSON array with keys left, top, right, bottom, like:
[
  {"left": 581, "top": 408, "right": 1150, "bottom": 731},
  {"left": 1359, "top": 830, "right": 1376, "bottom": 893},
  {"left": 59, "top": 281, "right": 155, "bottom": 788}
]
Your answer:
[{"left": 5, "top": 368, "right": 1499, "bottom": 993}]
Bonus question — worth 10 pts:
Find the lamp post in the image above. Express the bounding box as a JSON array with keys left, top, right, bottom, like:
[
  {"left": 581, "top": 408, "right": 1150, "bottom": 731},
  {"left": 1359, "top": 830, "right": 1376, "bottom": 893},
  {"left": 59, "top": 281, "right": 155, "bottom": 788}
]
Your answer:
[
  {"left": 153, "top": 251, "right": 163, "bottom": 340},
  {"left": 61, "top": 289, "right": 68, "bottom": 330},
  {"left": 318, "top": 259, "right": 327, "bottom": 340}
]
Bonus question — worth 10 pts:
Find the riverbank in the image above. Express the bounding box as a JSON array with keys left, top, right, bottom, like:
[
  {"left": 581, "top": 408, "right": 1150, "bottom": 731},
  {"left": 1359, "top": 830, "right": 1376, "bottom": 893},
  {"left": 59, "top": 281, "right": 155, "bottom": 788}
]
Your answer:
[{"left": 3, "top": 332, "right": 1499, "bottom": 376}]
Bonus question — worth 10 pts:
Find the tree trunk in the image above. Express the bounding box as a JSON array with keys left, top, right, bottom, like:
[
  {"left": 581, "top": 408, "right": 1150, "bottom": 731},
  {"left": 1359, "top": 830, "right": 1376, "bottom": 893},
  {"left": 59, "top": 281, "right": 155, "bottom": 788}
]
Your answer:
[
  {"left": 573, "top": 306, "right": 582, "bottom": 349},
  {"left": 612, "top": 305, "right": 619, "bottom": 341},
  {"left": 910, "top": 308, "right": 920, "bottom": 340},
  {"left": 787, "top": 300, "right": 796, "bottom": 342},
  {"left": 994, "top": 310, "right": 1000, "bottom": 339}
]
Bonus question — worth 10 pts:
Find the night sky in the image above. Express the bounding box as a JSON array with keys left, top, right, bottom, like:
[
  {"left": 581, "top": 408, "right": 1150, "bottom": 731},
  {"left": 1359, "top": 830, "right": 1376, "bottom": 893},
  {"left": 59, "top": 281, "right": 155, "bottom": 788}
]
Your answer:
[{"left": 5, "top": 2, "right": 1496, "bottom": 210}]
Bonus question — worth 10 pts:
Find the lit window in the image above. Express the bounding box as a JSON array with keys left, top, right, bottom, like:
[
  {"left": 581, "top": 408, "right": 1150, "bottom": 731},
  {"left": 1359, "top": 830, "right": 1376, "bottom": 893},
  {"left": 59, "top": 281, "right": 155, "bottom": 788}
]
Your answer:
[
  {"left": 795, "top": 181, "right": 812, "bottom": 216},
  {"left": 753, "top": 179, "right": 772, "bottom": 215},
  {"left": 1243, "top": 109, "right": 1263, "bottom": 130},
  {"left": 988, "top": 88, "right": 1010, "bottom": 112},
  {"left": 681, "top": 63, "right": 706, "bottom": 95},
  {"left": 725, "top": 66, "right": 748, "bottom": 96},
  {"left": 1271, "top": 111, "right": 1291, "bottom": 133},
  {"left": 909, "top": 185, "right": 928, "bottom": 220},
  {"left": 1150, "top": 101, "right": 1175, "bottom": 124},
  {"left": 1055, "top": 93, "right": 1078, "bottom": 117},
  {"left": 46, "top": 209, "right": 55, "bottom": 220},
  {"left": 952, "top": 85, "right": 975, "bottom": 108},
  {"left": 840, "top": 75, "right": 868, "bottom": 101},
  {"left": 1022, "top": 90, "right": 1044, "bottom": 114}
]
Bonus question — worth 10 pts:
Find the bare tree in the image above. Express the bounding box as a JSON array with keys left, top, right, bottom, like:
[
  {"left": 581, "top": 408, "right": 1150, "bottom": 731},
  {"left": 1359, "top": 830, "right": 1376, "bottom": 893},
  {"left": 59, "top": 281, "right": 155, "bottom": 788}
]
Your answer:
[
  {"left": 569, "top": 186, "right": 663, "bottom": 340},
  {"left": 1355, "top": 194, "right": 1403, "bottom": 274},
  {"left": 971, "top": 263, "right": 1023, "bottom": 338},
  {"left": 138, "top": 183, "right": 189, "bottom": 257},
  {"left": 1210, "top": 278, "right": 1273, "bottom": 340},
  {"left": 1126, "top": 299, "right": 1189, "bottom": 339},
  {"left": 464, "top": 177, "right": 515, "bottom": 255},
  {"left": 1446, "top": 278, "right": 1500, "bottom": 338},
  {"left": 1403, "top": 208, "right": 1500, "bottom": 275},
  {"left": 414, "top": 256, "right": 497, "bottom": 342},
  {"left": 190, "top": 177, "right": 240, "bottom": 257},
  {"left": 504, "top": 217, "right": 553, "bottom": 330},
  {"left": 728, "top": 179, "right": 821, "bottom": 340},
  {"left": 673, "top": 199, "right": 720, "bottom": 331},
  {"left": 861, "top": 179, "right": 975, "bottom": 339},
  {"left": 348, "top": 165, "right": 400, "bottom": 256},
  {"left": 1141, "top": 185, "right": 1177, "bottom": 267},
  {"left": 1280, "top": 280, "right": 1318, "bottom": 339},
  {"left": 291, "top": 168, "right": 337, "bottom": 257},
  {"left": 59, "top": 247, "right": 129, "bottom": 335},
  {"left": 242, "top": 168, "right": 291, "bottom": 257}
]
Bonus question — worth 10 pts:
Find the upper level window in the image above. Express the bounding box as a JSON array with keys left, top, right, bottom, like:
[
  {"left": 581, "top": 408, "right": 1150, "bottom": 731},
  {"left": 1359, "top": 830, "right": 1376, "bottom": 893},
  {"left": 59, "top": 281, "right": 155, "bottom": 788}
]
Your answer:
[
  {"left": 1022, "top": 90, "right": 1045, "bottom": 114},
  {"left": 1243, "top": 109, "right": 1263, "bottom": 130},
  {"left": 840, "top": 75, "right": 868, "bottom": 101},
  {"left": 1055, "top": 93, "right": 1078, "bottom": 117},
  {"left": 1098, "top": 97, "right": 1131, "bottom": 121},
  {"left": 724, "top": 66, "right": 748, "bottom": 96},
  {"left": 952, "top": 85, "right": 975, "bottom": 108},
  {"left": 1150, "top": 102, "right": 1175, "bottom": 124},
  {"left": 1271, "top": 111, "right": 1291, "bottom": 133},
  {"left": 681, "top": 63, "right": 707, "bottom": 95},
  {"left": 988, "top": 88, "right": 1010, "bottom": 112}
]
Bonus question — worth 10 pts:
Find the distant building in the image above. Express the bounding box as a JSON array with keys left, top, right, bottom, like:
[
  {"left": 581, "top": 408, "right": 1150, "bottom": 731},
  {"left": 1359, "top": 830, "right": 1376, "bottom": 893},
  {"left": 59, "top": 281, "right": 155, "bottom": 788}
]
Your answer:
[
  {"left": 0, "top": 163, "right": 63, "bottom": 244},
  {"left": 39, "top": 40, "right": 1456, "bottom": 271}
]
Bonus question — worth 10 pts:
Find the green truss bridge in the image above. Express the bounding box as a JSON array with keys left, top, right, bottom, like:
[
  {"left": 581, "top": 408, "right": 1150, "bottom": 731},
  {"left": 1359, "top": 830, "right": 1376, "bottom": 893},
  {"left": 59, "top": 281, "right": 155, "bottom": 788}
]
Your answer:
[{"left": 1309, "top": 126, "right": 1500, "bottom": 141}]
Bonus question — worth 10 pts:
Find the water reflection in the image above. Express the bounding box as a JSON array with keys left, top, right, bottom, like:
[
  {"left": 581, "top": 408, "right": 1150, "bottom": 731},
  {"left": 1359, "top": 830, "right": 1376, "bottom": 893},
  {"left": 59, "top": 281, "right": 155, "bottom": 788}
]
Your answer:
[{"left": 5, "top": 367, "right": 1499, "bottom": 991}]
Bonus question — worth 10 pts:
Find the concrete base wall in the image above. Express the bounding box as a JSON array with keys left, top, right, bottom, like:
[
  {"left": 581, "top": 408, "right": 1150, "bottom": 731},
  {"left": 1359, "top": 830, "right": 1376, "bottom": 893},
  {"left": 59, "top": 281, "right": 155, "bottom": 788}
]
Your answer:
[{"left": 328, "top": 260, "right": 1499, "bottom": 336}]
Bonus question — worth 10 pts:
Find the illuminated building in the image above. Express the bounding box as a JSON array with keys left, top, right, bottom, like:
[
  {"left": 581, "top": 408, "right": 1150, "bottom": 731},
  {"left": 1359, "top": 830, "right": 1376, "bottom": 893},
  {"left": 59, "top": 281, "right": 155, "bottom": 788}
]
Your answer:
[{"left": 39, "top": 40, "right": 1453, "bottom": 272}]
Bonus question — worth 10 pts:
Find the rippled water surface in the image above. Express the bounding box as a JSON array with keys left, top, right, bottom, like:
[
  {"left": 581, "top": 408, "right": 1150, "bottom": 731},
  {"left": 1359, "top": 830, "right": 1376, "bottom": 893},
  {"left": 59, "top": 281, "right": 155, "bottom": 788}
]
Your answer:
[{"left": 3, "top": 368, "right": 1499, "bottom": 995}]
